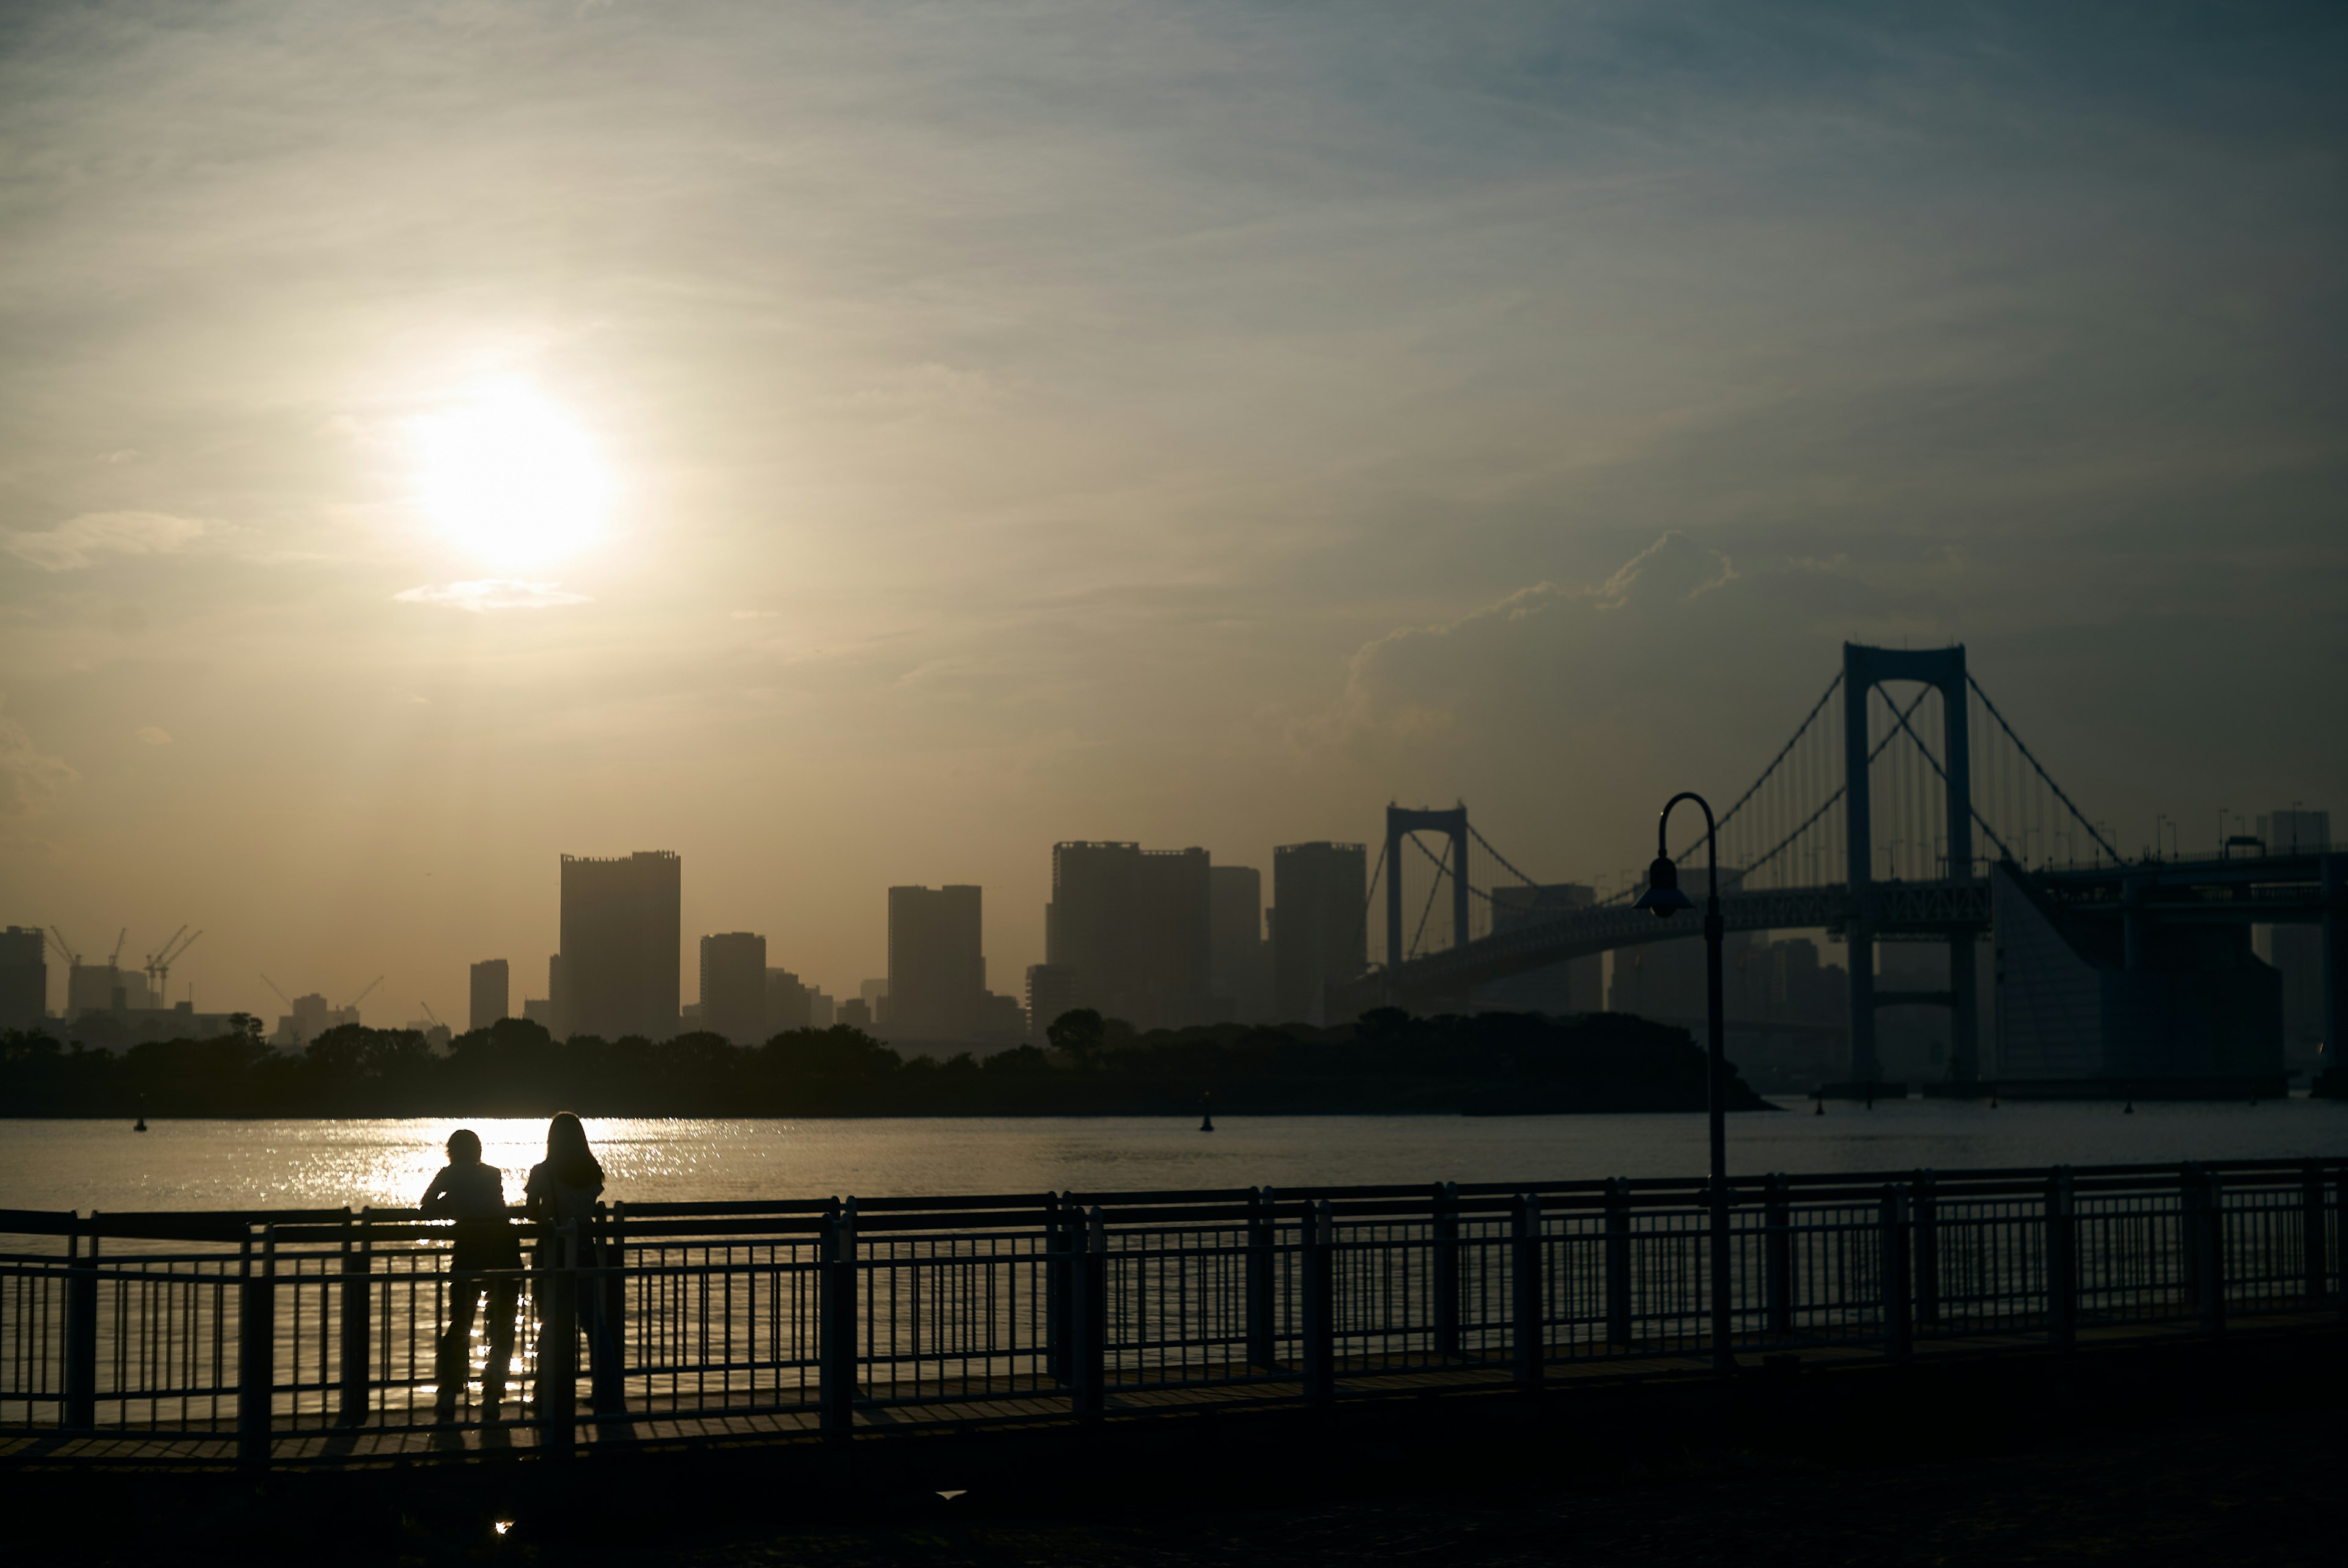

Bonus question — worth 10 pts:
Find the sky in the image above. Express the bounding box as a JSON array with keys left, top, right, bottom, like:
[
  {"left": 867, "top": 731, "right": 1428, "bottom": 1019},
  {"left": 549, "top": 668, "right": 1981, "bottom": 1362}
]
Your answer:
[{"left": 2, "top": 1, "right": 2342, "bottom": 1026}]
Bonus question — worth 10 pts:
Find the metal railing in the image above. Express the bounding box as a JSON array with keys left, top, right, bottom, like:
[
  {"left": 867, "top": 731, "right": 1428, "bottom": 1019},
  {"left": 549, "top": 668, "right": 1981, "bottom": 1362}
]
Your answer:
[{"left": 1, "top": 1157, "right": 2340, "bottom": 1466}]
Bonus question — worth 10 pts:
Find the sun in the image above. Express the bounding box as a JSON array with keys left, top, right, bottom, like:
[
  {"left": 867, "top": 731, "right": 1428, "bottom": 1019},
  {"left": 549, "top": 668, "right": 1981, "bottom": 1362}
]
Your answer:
[{"left": 416, "top": 380, "right": 613, "bottom": 568}]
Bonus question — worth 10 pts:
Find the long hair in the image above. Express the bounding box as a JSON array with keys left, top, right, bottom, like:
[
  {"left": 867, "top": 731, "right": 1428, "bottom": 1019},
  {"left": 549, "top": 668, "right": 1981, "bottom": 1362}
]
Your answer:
[{"left": 544, "top": 1111, "right": 604, "bottom": 1188}]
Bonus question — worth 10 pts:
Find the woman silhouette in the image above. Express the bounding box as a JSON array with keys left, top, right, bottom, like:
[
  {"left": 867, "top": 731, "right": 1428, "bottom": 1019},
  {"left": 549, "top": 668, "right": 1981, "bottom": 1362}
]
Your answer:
[{"left": 525, "top": 1113, "right": 623, "bottom": 1415}]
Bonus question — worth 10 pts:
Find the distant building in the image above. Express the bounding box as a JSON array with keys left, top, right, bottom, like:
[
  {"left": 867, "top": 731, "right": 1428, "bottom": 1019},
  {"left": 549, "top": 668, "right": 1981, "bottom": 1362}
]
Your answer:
[
  {"left": 699, "top": 932, "right": 769, "bottom": 1043},
  {"left": 2255, "top": 808, "right": 2330, "bottom": 854},
  {"left": 978, "top": 992, "right": 1027, "bottom": 1043},
  {"left": 68, "top": 962, "right": 153, "bottom": 1017},
  {"left": 560, "top": 851, "right": 682, "bottom": 1041},
  {"left": 1473, "top": 884, "right": 1601, "bottom": 1015},
  {"left": 838, "top": 996, "right": 874, "bottom": 1031},
  {"left": 1993, "top": 864, "right": 2281, "bottom": 1086},
  {"left": 0, "top": 926, "right": 44, "bottom": 1031},
  {"left": 404, "top": 1018, "right": 456, "bottom": 1052},
  {"left": 273, "top": 993, "right": 356, "bottom": 1048},
  {"left": 2256, "top": 924, "right": 2326, "bottom": 1060},
  {"left": 1208, "top": 866, "right": 1274, "bottom": 1023},
  {"left": 523, "top": 998, "right": 559, "bottom": 1030},
  {"left": 468, "top": 959, "right": 509, "bottom": 1032},
  {"left": 806, "top": 988, "right": 836, "bottom": 1028},
  {"left": 1045, "top": 842, "right": 1213, "bottom": 1031},
  {"left": 1025, "top": 963, "right": 1081, "bottom": 1045},
  {"left": 1271, "top": 842, "right": 1367, "bottom": 1026},
  {"left": 859, "top": 978, "right": 890, "bottom": 1027},
  {"left": 766, "top": 967, "right": 813, "bottom": 1032},
  {"left": 1607, "top": 870, "right": 1756, "bottom": 1023},
  {"left": 887, "top": 885, "right": 986, "bottom": 1040}
]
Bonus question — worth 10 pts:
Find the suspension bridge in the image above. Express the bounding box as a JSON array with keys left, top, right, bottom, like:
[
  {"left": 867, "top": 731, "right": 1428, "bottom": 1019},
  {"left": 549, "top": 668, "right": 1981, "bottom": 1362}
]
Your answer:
[{"left": 1332, "top": 644, "right": 2346, "bottom": 1091}]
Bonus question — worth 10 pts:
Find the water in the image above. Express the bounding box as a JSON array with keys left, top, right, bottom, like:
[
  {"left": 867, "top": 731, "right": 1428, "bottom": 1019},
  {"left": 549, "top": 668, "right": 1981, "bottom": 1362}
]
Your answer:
[{"left": 4, "top": 1100, "right": 2344, "bottom": 1215}]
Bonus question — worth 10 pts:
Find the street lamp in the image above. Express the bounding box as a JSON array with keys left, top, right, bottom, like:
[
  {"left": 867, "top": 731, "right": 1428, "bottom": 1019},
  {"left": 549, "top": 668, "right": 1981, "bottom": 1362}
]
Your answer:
[{"left": 1631, "top": 791, "right": 1732, "bottom": 1374}]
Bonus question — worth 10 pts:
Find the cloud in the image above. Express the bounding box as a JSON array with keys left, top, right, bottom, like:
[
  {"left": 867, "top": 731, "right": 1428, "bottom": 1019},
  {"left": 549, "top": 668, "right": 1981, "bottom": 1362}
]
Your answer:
[
  {"left": 393, "top": 580, "right": 594, "bottom": 613},
  {"left": 135, "top": 726, "right": 172, "bottom": 746},
  {"left": 4, "top": 512, "right": 207, "bottom": 571},
  {"left": 0, "top": 698, "right": 77, "bottom": 822}
]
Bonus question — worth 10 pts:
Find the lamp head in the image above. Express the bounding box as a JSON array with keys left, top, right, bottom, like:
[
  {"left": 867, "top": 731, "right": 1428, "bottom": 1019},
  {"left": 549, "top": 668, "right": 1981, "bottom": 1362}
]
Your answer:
[{"left": 1631, "top": 855, "right": 1696, "bottom": 919}]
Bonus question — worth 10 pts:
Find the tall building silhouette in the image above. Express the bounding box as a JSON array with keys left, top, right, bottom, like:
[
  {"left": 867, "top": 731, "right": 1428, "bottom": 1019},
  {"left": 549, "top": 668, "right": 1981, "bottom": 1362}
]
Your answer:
[
  {"left": 766, "top": 966, "right": 813, "bottom": 1032},
  {"left": 559, "top": 851, "right": 681, "bottom": 1042},
  {"left": 468, "top": 959, "right": 509, "bottom": 1032},
  {"left": 1271, "top": 841, "right": 1367, "bottom": 1025},
  {"left": 1046, "top": 842, "right": 1213, "bottom": 1030},
  {"left": 0, "top": 927, "right": 43, "bottom": 1031},
  {"left": 699, "top": 931, "right": 769, "bottom": 1043},
  {"left": 1208, "top": 865, "right": 1273, "bottom": 1022},
  {"left": 887, "top": 885, "right": 986, "bottom": 1040}
]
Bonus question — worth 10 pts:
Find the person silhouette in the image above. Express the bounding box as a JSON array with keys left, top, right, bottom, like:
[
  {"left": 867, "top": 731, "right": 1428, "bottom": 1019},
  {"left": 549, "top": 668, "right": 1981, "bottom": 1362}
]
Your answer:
[
  {"left": 526, "top": 1112, "right": 624, "bottom": 1415},
  {"left": 419, "top": 1128, "right": 521, "bottom": 1423}
]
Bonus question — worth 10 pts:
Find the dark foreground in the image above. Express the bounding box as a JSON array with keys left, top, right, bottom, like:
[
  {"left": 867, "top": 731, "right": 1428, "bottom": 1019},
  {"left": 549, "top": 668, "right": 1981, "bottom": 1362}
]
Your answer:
[{"left": 9, "top": 1324, "right": 2341, "bottom": 1567}]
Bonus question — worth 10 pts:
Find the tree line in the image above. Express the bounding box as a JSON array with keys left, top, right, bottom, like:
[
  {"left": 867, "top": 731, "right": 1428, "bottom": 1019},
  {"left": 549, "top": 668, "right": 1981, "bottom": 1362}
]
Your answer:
[{"left": 0, "top": 1007, "right": 1773, "bottom": 1118}]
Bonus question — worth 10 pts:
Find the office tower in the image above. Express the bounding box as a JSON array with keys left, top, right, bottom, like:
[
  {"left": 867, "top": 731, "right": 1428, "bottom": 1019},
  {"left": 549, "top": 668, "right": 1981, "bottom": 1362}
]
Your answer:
[
  {"left": 1208, "top": 866, "right": 1274, "bottom": 1023},
  {"left": 2256, "top": 808, "right": 2330, "bottom": 853},
  {"left": 806, "top": 988, "right": 836, "bottom": 1028},
  {"left": 1475, "top": 884, "right": 1601, "bottom": 1015},
  {"left": 1271, "top": 841, "right": 1367, "bottom": 1026},
  {"left": 766, "top": 967, "right": 813, "bottom": 1032},
  {"left": 700, "top": 931, "right": 769, "bottom": 1043},
  {"left": 1045, "top": 842, "right": 1213, "bottom": 1030},
  {"left": 468, "top": 959, "right": 509, "bottom": 1032},
  {"left": 559, "top": 850, "right": 682, "bottom": 1042},
  {"left": 858, "top": 978, "right": 890, "bottom": 1027},
  {"left": 1025, "top": 963, "right": 1080, "bottom": 1044},
  {"left": 0, "top": 927, "right": 43, "bottom": 1031},
  {"left": 887, "top": 885, "right": 986, "bottom": 1040}
]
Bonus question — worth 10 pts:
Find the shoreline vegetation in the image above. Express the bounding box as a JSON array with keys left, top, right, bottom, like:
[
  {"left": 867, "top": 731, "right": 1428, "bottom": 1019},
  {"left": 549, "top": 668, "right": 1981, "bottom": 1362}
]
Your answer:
[{"left": 0, "top": 1007, "right": 1776, "bottom": 1119}]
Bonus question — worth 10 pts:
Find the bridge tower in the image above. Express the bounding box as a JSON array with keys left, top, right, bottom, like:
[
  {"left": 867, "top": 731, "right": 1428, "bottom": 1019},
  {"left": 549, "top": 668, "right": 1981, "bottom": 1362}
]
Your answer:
[
  {"left": 1843, "top": 644, "right": 1977, "bottom": 1086},
  {"left": 1384, "top": 804, "right": 1471, "bottom": 998}
]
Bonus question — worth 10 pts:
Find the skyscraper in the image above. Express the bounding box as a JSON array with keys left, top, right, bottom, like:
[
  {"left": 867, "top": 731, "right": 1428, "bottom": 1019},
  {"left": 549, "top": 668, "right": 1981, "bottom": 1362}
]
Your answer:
[
  {"left": 887, "top": 885, "right": 986, "bottom": 1040},
  {"left": 766, "top": 967, "right": 813, "bottom": 1032},
  {"left": 0, "top": 927, "right": 44, "bottom": 1031},
  {"left": 699, "top": 931, "right": 769, "bottom": 1043},
  {"left": 1208, "top": 865, "right": 1273, "bottom": 1023},
  {"left": 1025, "top": 963, "right": 1080, "bottom": 1044},
  {"left": 1045, "top": 842, "right": 1212, "bottom": 1030},
  {"left": 559, "top": 850, "right": 681, "bottom": 1042},
  {"left": 1271, "top": 841, "right": 1367, "bottom": 1025},
  {"left": 468, "top": 959, "right": 509, "bottom": 1032}
]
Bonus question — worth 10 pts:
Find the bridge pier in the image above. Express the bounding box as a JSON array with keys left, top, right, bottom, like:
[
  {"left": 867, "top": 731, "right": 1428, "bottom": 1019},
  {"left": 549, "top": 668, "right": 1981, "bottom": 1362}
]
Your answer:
[{"left": 1384, "top": 804, "right": 1470, "bottom": 987}]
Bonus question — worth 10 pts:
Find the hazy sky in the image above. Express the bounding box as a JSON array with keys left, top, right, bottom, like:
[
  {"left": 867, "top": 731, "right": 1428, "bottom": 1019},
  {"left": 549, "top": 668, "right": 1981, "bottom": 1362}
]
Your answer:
[{"left": 4, "top": 1, "right": 2342, "bottom": 1025}]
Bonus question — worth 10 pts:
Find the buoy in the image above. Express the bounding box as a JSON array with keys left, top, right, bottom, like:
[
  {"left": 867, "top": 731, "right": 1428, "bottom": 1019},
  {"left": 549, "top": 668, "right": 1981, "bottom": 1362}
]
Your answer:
[
  {"left": 1200, "top": 1093, "right": 1214, "bottom": 1133},
  {"left": 1812, "top": 1098, "right": 1823, "bottom": 1116},
  {"left": 2123, "top": 1100, "right": 2134, "bottom": 1115},
  {"left": 134, "top": 1114, "right": 147, "bottom": 1132}
]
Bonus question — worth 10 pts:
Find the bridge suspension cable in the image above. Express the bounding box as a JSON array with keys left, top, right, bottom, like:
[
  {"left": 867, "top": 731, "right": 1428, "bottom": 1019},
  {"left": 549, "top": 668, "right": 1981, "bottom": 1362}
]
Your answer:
[{"left": 1968, "top": 674, "right": 2122, "bottom": 864}]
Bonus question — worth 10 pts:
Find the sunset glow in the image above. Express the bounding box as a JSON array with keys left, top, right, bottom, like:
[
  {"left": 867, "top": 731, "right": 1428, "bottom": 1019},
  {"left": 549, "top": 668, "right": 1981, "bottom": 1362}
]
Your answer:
[{"left": 415, "top": 380, "right": 611, "bottom": 568}]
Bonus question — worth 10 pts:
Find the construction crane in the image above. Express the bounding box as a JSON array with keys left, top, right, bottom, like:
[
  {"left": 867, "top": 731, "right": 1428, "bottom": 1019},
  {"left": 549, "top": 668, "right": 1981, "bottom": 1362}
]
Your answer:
[
  {"left": 419, "top": 1001, "right": 443, "bottom": 1028},
  {"left": 260, "top": 974, "right": 295, "bottom": 1009},
  {"left": 109, "top": 928, "right": 127, "bottom": 968},
  {"left": 45, "top": 927, "right": 79, "bottom": 970},
  {"left": 144, "top": 927, "right": 202, "bottom": 1004},
  {"left": 341, "top": 975, "right": 384, "bottom": 1014}
]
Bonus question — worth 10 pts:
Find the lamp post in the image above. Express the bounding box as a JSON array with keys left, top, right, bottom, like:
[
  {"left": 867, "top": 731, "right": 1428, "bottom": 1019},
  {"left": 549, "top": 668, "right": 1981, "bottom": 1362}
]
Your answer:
[{"left": 1631, "top": 791, "right": 1732, "bottom": 1374}]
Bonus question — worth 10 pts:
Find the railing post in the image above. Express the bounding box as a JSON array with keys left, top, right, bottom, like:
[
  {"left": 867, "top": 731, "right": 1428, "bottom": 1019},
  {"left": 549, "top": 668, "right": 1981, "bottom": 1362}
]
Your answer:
[
  {"left": 1913, "top": 1171, "right": 1940, "bottom": 1327},
  {"left": 1071, "top": 1205, "right": 1107, "bottom": 1415},
  {"left": 2336, "top": 1166, "right": 2347, "bottom": 1316},
  {"left": 1512, "top": 1194, "right": 1544, "bottom": 1388},
  {"left": 338, "top": 1207, "right": 371, "bottom": 1424},
  {"left": 1301, "top": 1199, "right": 1335, "bottom": 1401},
  {"left": 1763, "top": 1174, "right": 1792, "bottom": 1339},
  {"left": 1043, "top": 1194, "right": 1068, "bottom": 1383},
  {"left": 1246, "top": 1187, "right": 1276, "bottom": 1371},
  {"left": 601, "top": 1199, "right": 627, "bottom": 1379},
  {"left": 64, "top": 1217, "right": 97, "bottom": 1432},
  {"left": 820, "top": 1199, "right": 858, "bottom": 1437},
  {"left": 538, "top": 1222, "right": 578, "bottom": 1456},
  {"left": 1882, "top": 1185, "right": 1912, "bottom": 1359},
  {"left": 2200, "top": 1169, "right": 2227, "bottom": 1336},
  {"left": 239, "top": 1226, "right": 276, "bottom": 1470},
  {"left": 2302, "top": 1161, "right": 2327, "bottom": 1308},
  {"left": 1433, "top": 1182, "right": 1460, "bottom": 1360},
  {"left": 2045, "top": 1168, "right": 2075, "bottom": 1348},
  {"left": 1604, "top": 1178, "right": 1632, "bottom": 1349}
]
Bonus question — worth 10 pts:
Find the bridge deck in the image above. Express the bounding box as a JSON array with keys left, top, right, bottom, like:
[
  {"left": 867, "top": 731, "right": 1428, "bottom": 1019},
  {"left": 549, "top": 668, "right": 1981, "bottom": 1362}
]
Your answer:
[{"left": 7, "top": 1303, "right": 2332, "bottom": 1471}]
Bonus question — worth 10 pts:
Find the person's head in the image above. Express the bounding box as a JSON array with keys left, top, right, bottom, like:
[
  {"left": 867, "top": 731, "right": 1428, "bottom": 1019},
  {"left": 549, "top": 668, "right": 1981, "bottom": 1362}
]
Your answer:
[
  {"left": 446, "top": 1128, "right": 482, "bottom": 1165},
  {"left": 546, "top": 1111, "right": 602, "bottom": 1185}
]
